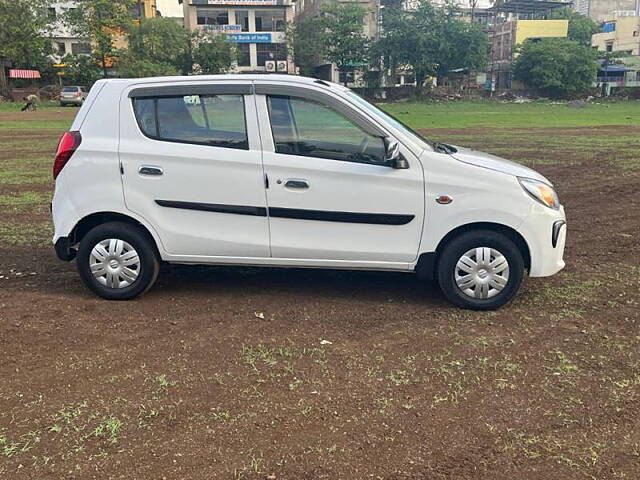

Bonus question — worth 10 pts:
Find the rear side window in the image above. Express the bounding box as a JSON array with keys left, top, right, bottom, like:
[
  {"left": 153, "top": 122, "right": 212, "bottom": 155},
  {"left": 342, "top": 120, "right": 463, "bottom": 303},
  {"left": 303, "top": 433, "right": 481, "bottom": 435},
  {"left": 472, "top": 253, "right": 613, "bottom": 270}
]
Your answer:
[{"left": 132, "top": 94, "right": 248, "bottom": 150}]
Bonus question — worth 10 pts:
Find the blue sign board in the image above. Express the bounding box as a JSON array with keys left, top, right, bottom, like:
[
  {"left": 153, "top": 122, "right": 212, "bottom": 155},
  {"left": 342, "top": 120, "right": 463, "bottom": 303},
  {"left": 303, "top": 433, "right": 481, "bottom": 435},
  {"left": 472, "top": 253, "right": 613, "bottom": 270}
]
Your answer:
[{"left": 226, "top": 33, "right": 272, "bottom": 43}]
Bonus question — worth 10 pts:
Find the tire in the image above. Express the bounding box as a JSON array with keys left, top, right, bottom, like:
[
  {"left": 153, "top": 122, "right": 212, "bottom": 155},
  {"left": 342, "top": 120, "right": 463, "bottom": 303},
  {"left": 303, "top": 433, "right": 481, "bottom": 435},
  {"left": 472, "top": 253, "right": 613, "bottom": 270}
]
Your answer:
[
  {"left": 76, "top": 222, "right": 159, "bottom": 300},
  {"left": 437, "top": 230, "right": 525, "bottom": 310}
]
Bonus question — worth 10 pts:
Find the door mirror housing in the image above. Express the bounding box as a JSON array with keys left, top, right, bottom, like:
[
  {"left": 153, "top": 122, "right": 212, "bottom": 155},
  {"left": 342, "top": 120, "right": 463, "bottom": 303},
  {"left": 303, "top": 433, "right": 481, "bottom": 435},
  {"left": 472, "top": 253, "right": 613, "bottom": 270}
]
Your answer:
[{"left": 384, "top": 138, "right": 408, "bottom": 169}]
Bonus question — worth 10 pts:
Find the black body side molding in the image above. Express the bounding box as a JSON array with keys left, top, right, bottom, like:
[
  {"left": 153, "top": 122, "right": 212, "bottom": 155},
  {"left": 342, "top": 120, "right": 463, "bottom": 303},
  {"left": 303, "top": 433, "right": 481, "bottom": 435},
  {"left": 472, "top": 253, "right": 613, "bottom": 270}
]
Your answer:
[{"left": 155, "top": 200, "right": 414, "bottom": 226}]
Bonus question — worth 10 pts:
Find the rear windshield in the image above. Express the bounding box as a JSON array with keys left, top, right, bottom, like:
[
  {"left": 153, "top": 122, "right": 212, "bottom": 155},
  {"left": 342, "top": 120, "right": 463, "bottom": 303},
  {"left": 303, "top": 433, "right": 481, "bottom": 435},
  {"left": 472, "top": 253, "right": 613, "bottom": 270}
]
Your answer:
[{"left": 63, "top": 87, "right": 79, "bottom": 92}]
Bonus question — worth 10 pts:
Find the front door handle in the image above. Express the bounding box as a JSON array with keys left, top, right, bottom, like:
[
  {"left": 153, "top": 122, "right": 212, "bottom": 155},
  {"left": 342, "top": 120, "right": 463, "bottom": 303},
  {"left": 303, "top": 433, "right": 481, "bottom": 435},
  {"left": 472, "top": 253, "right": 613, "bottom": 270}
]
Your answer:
[
  {"left": 138, "top": 165, "right": 163, "bottom": 176},
  {"left": 284, "top": 178, "right": 309, "bottom": 189}
]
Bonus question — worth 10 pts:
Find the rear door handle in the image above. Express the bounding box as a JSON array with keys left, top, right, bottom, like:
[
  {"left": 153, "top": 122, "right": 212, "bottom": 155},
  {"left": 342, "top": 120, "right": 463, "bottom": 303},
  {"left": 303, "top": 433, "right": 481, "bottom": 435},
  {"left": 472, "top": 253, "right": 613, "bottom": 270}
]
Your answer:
[
  {"left": 284, "top": 178, "right": 309, "bottom": 189},
  {"left": 138, "top": 165, "right": 163, "bottom": 176}
]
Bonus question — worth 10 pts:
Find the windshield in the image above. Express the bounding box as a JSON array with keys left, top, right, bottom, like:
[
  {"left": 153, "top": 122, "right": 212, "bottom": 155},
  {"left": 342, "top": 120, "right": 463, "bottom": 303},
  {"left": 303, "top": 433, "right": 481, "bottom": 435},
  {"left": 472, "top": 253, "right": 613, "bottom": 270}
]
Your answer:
[
  {"left": 63, "top": 87, "right": 79, "bottom": 92},
  {"left": 345, "top": 91, "right": 434, "bottom": 148}
]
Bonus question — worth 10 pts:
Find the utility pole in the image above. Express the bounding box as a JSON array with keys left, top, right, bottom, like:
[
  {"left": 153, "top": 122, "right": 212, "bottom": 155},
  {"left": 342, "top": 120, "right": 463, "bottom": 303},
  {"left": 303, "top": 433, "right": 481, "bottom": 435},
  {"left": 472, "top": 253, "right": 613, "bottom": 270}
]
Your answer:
[{"left": 489, "top": 0, "right": 501, "bottom": 96}]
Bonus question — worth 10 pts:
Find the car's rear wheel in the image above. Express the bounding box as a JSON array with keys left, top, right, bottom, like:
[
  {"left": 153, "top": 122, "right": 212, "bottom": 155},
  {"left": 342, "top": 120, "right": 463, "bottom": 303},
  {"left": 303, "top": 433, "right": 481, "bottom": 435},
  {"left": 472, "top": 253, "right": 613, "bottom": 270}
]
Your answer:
[
  {"left": 77, "top": 222, "right": 159, "bottom": 300},
  {"left": 437, "top": 230, "right": 524, "bottom": 310}
]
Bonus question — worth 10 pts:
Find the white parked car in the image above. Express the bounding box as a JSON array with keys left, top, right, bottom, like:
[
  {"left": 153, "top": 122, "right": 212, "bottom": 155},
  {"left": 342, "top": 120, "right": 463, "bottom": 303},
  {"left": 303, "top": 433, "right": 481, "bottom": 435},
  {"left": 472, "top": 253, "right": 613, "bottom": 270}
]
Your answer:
[{"left": 51, "top": 75, "right": 566, "bottom": 310}]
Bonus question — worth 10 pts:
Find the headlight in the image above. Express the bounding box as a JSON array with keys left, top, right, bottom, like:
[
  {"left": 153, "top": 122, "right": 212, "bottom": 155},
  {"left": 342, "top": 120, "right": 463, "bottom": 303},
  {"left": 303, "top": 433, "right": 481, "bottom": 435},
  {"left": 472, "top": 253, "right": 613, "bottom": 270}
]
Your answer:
[{"left": 518, "top": 177, "right": 560, "bottom": 210}]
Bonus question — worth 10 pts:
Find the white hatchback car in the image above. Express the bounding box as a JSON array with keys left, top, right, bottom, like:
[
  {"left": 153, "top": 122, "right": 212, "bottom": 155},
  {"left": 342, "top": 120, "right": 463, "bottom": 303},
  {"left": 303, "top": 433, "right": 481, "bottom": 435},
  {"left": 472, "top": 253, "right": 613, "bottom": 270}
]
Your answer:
[{"left": 51, "top": 75, "right": 566, "bottom": 310}]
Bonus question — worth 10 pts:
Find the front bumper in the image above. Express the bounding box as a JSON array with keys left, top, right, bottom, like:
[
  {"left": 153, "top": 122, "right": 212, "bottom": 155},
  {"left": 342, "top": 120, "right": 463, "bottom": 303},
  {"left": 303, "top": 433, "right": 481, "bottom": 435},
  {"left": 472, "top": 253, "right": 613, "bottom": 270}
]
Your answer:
[{"left": 518, "top": 205, "right": 566, "bottom": 277}]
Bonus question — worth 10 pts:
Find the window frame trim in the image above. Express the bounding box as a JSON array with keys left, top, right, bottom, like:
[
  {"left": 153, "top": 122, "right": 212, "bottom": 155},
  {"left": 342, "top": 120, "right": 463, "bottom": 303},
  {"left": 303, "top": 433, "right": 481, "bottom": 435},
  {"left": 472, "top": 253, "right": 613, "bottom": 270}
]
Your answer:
[
  {"left": 129, "top": 83, "right": 252, "bottom": 98},
  {"left": 255, "top": 84, "right": 387, "bottom": 138}
]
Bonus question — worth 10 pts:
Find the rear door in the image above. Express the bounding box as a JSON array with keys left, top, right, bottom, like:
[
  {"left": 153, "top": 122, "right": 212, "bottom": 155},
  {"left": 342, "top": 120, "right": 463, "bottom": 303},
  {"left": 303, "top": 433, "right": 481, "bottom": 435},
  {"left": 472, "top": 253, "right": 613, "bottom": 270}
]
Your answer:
[
  {"left": 119, "top": 82, "right": 269, "bottom": 259},
  {"left": 255, "top": 84, "right": 425, "bottom": 265}
]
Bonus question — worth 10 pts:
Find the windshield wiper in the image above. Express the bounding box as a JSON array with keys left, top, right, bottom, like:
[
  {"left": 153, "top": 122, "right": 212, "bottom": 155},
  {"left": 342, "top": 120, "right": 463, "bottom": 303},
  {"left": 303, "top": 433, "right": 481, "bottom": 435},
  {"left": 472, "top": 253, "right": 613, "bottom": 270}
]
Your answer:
[{"left": 434, "top": 142, "right": 456, "bottom": 154}]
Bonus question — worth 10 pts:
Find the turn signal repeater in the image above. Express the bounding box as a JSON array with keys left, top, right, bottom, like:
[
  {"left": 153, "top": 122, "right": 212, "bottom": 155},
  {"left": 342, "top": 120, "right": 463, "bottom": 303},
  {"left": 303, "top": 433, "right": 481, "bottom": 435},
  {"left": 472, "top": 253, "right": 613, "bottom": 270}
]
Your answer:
[{"left": 436, "top": 195, "right": 453, "bottom": 205}]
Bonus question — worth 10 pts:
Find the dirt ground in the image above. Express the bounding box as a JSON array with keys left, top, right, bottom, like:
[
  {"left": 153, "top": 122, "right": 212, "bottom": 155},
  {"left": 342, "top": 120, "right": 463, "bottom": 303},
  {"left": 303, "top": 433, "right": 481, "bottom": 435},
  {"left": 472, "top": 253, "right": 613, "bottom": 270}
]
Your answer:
[{"left": 1, "top": 108, "right": 640, "bottom": 479}]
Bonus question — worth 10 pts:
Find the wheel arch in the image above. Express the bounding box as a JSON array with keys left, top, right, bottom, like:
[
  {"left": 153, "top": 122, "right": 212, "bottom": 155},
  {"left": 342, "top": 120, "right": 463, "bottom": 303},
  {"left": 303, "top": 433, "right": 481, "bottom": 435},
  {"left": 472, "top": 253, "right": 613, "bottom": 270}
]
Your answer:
[
  {"left": 68, "top": 211, "right": 161, "bottom": 259},
  {"left": 416, "top": 222, "right": 531, "bottom": 280}
]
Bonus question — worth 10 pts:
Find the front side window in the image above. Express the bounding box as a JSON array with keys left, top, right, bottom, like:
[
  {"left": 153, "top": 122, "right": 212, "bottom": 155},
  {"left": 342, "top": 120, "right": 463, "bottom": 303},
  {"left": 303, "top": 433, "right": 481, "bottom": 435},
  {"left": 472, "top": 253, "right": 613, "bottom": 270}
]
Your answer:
[
  {"left": 133, "top": 94, "right": 248, "bottom": 150},
  {"left": 266, "top": 95, "right": 386, "bottom": 165}
]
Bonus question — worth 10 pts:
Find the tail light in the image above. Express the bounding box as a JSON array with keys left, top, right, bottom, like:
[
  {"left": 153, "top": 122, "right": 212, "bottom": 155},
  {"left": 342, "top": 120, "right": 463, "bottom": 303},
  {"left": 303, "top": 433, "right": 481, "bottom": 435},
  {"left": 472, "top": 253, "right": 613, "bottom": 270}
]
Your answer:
[
  {"left": 76, "top": 92, "right": 82, "bottom": 97},
  {"left": 53, "top": 131, "right": 82, "bottom": 179}
]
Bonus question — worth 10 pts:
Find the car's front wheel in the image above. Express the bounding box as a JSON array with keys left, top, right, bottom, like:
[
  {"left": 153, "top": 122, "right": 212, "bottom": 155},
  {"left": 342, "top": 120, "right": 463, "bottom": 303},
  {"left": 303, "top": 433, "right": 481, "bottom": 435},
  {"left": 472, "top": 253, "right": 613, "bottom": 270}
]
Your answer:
[
  {"left": 77, "top": 222, "right": 159, "bottom": 300},
  {"left": 437, "top": 230, "right": 525, "bottom": 310}
]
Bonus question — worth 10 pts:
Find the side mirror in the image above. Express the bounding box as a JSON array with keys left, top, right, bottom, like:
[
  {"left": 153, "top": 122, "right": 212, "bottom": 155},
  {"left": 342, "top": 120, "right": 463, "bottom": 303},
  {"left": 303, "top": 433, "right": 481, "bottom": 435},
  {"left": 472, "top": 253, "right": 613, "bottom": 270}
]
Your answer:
[{"left": 384, "top": 138, "right": 408, "bottom": 169}]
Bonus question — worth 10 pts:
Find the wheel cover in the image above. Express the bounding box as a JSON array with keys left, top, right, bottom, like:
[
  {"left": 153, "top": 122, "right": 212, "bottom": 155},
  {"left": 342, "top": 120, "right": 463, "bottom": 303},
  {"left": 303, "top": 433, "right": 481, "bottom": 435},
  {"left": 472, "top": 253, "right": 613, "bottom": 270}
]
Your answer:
[
  {"left": 89, "top": 239, "right": 140, "bottom": 289},
  {"left": 455, "top": 247, "right": 510, "bottom": 299}
]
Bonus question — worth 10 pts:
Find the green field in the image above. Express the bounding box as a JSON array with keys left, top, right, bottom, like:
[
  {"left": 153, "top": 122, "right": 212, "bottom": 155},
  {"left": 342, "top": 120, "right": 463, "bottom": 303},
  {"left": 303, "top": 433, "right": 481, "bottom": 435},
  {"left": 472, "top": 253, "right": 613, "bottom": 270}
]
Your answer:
[{"left": 382, "top": 99, "right": 640, "bottom": 129}]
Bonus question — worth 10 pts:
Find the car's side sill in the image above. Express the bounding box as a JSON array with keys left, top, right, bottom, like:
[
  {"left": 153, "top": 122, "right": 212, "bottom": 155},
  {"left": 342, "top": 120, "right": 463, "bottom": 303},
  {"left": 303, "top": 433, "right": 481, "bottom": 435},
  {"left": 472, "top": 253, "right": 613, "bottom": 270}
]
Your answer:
[{"left": 161, "top": 255, "right": 415, "bottom": 272}]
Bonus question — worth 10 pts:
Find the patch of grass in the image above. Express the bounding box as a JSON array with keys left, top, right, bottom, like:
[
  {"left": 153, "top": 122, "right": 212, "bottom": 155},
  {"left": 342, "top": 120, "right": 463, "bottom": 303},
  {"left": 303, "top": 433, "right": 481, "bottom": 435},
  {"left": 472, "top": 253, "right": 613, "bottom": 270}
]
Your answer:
[
  {"left": 532, "top": 274, "right": 602, "bottom": 306},
  {"left": 0, "top": 156, "right": 52, "bottom": 185},
  {"left": 546, "top": 350, "right": 579, "bottom": 376},
  {"left": 92, "top": 417, "right": 122, "bottom": 444},
  {"left": 380, "top": 100, "right": 640, "bottom": 130},
  {"left": 0, "top": 221, "right": 52, "bottom": 246},
  {"left": 0, "top": 191, "right": 52, "bottom": 213}
]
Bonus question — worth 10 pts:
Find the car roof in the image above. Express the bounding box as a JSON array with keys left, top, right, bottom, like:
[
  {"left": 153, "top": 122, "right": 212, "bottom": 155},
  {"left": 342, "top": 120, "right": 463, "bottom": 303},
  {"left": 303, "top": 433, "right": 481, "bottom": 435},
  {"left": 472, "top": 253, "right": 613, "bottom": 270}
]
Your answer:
[{"left": 100, "top": 74, "right": 348, "bottom": 92}]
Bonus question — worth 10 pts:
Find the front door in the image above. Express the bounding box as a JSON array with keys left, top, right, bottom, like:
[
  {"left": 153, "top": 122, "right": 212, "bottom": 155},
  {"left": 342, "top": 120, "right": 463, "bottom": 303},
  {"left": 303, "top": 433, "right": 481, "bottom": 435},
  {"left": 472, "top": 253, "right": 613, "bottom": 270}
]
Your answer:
[
  {"left": 119, "top": 84, "right": 269, "bottom": 259},
  {"left": 256, "top": 91, "right": 425, "bottom": 264}
]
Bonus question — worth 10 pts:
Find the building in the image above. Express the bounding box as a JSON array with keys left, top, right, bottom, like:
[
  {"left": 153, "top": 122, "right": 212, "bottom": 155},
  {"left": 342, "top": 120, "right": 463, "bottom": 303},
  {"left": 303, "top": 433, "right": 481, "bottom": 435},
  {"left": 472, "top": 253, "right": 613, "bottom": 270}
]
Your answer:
[
  {"left": 131, "top": 0, "right": 159, "bottom": 20},
  {"left": 592, "top": 15, "right": 640, "bottom": 56},
  {"left": 182, "top": 0, "right": 296, "bottom": 73},
  {"left": 47, "top": 2, "right": 92, "bottom": 64},
  {"left": 596, "top": 60, "right": 640, "bottom": 94},
  {"left": 294, "top": 0, "right": 379, "bottom": 84},
  {"left": 48, "top": 1, "right": 159, "bottom": 65},
  {"left": 157, "top": 0, "right": 185, "bottom": 23},
  {"left": 490, "top": 19, "right": 568, "bottom": 89},
  {"left": 573, "top": 0, "right": 639, "bottom": 22}
]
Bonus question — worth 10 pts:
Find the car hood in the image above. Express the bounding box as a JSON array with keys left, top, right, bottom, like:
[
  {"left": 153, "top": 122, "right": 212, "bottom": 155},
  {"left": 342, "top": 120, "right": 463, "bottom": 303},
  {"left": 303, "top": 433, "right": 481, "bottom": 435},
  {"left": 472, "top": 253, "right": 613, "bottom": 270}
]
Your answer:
[{"left": 449, "top": 145, "right": 552, "bottom": 185}]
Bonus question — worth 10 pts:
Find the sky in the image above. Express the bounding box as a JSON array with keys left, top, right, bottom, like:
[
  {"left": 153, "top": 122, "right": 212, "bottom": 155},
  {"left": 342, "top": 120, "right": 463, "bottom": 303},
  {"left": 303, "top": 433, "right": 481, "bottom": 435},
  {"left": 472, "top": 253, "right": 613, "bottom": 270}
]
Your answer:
[{"left": 156, "top": 0, "right": 184, "bottom": 18}]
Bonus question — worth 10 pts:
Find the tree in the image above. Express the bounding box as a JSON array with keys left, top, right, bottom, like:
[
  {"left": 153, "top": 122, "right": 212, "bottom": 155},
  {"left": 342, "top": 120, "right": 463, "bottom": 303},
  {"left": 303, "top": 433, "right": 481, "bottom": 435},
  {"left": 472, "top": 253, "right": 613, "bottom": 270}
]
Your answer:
[
  {"left": 0, "top": 0, "right": 53, "bottom": 96},
  {"left": 117, "top": 56, "right": 179, "bottom": 77},
  {"left": 320, "top": 1, "right": 370, "bottom": 85},
  {"left": 375, "top": 0, "right": 488, "bottom": 88},
  {"left": 65, "top": 0, "right": 135, "bottom": 78},
  {"left": 0, "top": 0, "right": 52, "bottom": 67},
  {"left": 127, "top": 17, "right": 188, "bottom": 70},
  {"left": 286, "top": 16, "right": 325, "bottom": 77},
  {"left": 549, "top": 7, "right": 599, "bottom": 47},
  {"left": 513, "top": 38, "right": 597, "bottom": 98},
  {"left": 191, "top": 32, "right": 237, "bottom": 75},
  {"left": 62, "top": 54, "right": 102, "bottom": 86},
  {"left": 119, "top": 16, "right": 188, "bottom": 77}
]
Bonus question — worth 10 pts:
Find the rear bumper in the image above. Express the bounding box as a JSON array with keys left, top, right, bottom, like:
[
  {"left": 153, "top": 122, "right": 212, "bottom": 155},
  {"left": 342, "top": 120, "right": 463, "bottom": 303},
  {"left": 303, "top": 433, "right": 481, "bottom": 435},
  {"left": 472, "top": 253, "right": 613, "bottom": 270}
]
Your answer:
[
  {"left": 54, "top": 236, "right": 76, "bottom": 261},
  {"left": 60, "top": 99, "right": 83, "bottom": 105}
]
